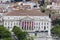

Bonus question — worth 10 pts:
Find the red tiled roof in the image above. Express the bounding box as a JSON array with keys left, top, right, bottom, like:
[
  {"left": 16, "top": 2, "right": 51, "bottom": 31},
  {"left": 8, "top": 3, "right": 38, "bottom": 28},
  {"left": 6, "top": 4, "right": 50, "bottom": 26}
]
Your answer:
[{"left": 6, "top": 9, "right": 47, "bottom": 16}]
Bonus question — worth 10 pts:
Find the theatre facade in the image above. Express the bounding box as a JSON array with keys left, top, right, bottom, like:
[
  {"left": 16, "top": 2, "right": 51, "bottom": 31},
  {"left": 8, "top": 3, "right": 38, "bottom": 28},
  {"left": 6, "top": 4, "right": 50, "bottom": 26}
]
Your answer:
[{"left": 3, "top": 9, "right": 51, "bottom": 37}]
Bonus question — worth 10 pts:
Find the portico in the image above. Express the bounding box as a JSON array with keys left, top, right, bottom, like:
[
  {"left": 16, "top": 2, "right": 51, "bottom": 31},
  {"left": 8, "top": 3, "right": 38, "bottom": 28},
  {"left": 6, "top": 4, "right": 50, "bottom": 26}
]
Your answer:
[{"left": 20, "top": 17, "right": 34, "bottom": 30}]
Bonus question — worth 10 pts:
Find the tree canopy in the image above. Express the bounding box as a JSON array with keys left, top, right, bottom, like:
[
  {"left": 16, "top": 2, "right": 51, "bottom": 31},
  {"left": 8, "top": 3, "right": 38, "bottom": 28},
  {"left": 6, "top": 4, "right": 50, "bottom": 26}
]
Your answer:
[
  {"left": 12, "top": 26, "right": 27, "bottom": 40},
  {"left": 51, "top": 24, "right": 60, "bottom": 37},
  {"left": 0, "top": 25, "right": 12, "bottom": 40},
  {"left": 52, "top": 19, "right": 60, "bottom": 25}
]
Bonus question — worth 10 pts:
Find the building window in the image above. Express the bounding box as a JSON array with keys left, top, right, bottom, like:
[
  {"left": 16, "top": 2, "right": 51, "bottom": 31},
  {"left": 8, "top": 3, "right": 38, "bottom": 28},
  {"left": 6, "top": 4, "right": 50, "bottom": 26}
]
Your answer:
[
  {"left": 34, "top": 26, "right": 35, "bottom": 29},
  {"left": 14, "top": 22, "right": 15, "bottom": 26},
  {"left": 11, "top": 23, "right": 12, "bottom": 26},
  {"left": 19, "top": 23, "right": 20, "bottom": 25},
  {"left": 39, "top": 26, "right": 40, "bottom": 29},
  {"left": 47, "top": 26, "right": 48, "bottom": 28},
  {"left": 8, "top": 26, "right": 10, "bottom": 29},
  {"left": 44, "top": 23, "right": 46, "bottom": 25},
  {"left": 41, "top": 26, "right": 43, "bottom": 29},
  {"left": 5, "top": 22, "right": 6, "bottom": 25},
  {"left": 42, "top": 22, "right": 43, "bottom": 25},
  {"left": 47, "top": 23, "right": 48, "bottom": 25},
  {"left": 25, "top": 21, "right": 26, "bottom": 30},
  {"left": 8, "top": 17, "right": 9, "bottom": 19},
  {"left": 39, "top": 23, "right": 40, "bottom": 25},
  {"left": 8, "top": 22, "right": 9, "bottom": 25},
  {"left": 44, "top": 26, "right": 46, "bottom": 30},
  {"left": 22, "top": 27, "right": 23, "bottom": 29},
  {"left": 22, "top": 22, "right": 24, "bottom": 29},
  {"left": 34, "top": 23, "right": 35, "bottom": 25},
  {"left": 16, "top": 22, "right": 18, "bottom": 25},
  {"left": 14, "top": 17, "right": 15, "bottom": 19}
]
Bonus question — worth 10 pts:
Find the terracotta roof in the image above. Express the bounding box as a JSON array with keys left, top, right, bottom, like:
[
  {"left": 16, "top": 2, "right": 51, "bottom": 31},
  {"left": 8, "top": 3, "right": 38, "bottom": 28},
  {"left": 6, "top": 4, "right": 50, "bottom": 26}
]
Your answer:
[
  {"left": 52, "top": 0, "right": 60, "bottom": 3},
  {"left": 6, "top": 9, "right": 47, "bottom": 16},
  {"left": 0, "top": 7, "right": 7, "bottom": 13}
]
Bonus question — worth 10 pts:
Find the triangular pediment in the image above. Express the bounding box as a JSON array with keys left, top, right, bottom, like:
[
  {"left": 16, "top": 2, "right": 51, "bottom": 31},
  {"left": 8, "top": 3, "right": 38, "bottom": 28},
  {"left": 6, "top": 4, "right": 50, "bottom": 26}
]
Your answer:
[{"left": 21, "top": 16, "right": 34, "bottom": 21}]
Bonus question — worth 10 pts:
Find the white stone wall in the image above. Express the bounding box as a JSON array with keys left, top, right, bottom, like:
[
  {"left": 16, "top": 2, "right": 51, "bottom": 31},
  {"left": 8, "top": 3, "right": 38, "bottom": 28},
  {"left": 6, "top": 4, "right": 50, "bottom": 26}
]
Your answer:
[
  {"left": 3, "top": 16, "right": 51, "bottom": 29},
  {"left": 3, "top": 16, "right": 51, "bottom": 36}
]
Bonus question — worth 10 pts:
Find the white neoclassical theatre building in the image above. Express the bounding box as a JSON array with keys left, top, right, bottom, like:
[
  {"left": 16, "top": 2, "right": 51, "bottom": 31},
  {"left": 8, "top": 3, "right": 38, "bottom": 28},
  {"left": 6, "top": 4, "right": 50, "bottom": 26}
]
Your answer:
[{"left": 3, "top": 9, "right": 51, "bottom": 37}]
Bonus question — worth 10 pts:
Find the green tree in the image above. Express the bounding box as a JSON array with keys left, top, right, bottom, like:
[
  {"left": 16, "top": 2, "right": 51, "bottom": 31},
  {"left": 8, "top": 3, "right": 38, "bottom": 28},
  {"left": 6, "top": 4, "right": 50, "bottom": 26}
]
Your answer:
[
  {"left": 52, "top": 19, "right": 60, "bottom": 25},
  {"left": 12, "top": 26, "right": 27, "bottom": 40},
  {"left": 51, "top": 24, "right": 60, "bottom": 37},
  {"left": 40, "top": 6, "right": 46, "bottom": 13},
  {"left": 0, "top": 25, "right": 12, "bottom": 40}
]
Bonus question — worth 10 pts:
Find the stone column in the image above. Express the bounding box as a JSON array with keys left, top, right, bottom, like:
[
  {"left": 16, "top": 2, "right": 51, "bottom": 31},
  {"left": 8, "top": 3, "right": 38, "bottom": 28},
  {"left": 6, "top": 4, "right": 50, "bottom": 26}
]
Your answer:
[
  {"left": 23, "top": 21, "right": 24, "bottom": 30},
  {"left": 29, "top": 21, "right": 31, "bottom": 30},
  {"left": 24, "top": 21, "right": 25, "bottom": 30},
  {"left": 31, "top": 21, "right": 32, "bottom": 30},
  {"left": 32, "top": 21, "right": 33, "bottom": 30},
  {"left": 26, "top": 21, "right": 27, "bottom": 30},
  {"left": 27, "top": 21, "right": 29, "bottom": 30},
  {"left": 25, "top": 21, "right": 27, "bottom": 30},
  {"left": 32, "top": 21, "right": 34, "bottom": 30}
]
